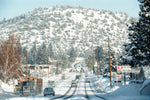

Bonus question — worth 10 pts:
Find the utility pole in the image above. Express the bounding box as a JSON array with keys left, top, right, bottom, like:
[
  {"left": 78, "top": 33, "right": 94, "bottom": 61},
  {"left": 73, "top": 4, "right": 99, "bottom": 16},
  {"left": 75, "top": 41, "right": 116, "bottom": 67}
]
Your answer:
[
  {"left": 91, "top": 23, "right": 94, "bottom": 73},
  {"left": 26, "top": 50, "right": 28, "bottom": 77},
  {"left": 92, "top": 48, "right": 95, "bottom": 73},
  {"left": 108, "top": 37, "right": 112, "bottom": 88},
  {"left": 97, "top": 47, "right": 99, "bottom": 78},
  {"left": 48, "top": 57, "right": 49, "bottom": 77},
  {"left": 34, "top": 42, "right": 37, "bottom": 75}
]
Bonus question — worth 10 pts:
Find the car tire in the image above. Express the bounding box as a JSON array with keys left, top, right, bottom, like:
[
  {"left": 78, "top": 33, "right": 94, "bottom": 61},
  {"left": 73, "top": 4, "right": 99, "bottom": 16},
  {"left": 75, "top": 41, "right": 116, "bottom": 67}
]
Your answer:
[
  {"left": 44, "top": 94, "right": 46, "bottom": 96},
  {"left": 53, "top": 93, "right": 55, "bottom": 96}
]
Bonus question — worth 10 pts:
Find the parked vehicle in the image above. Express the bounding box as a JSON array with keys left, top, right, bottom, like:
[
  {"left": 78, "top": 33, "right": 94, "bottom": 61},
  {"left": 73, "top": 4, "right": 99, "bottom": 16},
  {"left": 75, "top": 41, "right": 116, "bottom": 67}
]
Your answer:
[
  {"left": 85, "top": 73, "right": 88, "bottom": 77},
  {"left": 75, "top": 75, "right": 81, "bottom": 80},
  {"left": 85, "top": 77, "right": 90, "bottom": 83},
  {"left": 71, "top": 80, "right": 77, "bottom": 87},
  {"left": 14, "top": 84, "right": 22, "bottom": 95},
  {"left": 113, "top": 80, "right": 123, "bottom": 86},
  {"left": 43, "top": 87, "right": 55, "bottom": 96},
  {"left": 61, "top": 74, "right": 65, "bottom": 80},
  {"left": 14, "top": 76, "right": 43, "bottom": 96},
  {"left": 48, "top": 81, "right": 55, "bottom": 87}
]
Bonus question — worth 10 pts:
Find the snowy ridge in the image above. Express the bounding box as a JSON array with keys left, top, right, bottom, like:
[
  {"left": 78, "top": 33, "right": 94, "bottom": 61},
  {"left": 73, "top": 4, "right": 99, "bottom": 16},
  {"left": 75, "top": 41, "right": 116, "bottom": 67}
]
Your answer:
[{"left": 0, "top": 6, "right": 136, "bottom": 58}]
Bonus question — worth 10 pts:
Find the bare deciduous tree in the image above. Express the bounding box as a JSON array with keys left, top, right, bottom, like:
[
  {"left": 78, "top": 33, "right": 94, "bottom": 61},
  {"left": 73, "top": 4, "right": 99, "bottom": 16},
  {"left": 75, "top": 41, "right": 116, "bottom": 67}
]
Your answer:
[{"left": 0, "top": 34, "right": 23, "bottom": 83}]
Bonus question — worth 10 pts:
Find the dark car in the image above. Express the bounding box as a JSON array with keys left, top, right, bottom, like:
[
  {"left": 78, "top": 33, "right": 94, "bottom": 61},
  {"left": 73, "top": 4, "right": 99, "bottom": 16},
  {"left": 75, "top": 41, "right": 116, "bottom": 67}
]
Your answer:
[
  {"left": 43, "top": 87, "right": 55, "bottom": 96},
  {"left": 61, "top": 74, "right": 65, "bottom": 80},
  {"left": 75, "top": 75, "right": 81, "bottom": 80},
  {"left": 71, "top": 80, "right": 77, "bottom": 87},
  {"left": 85, "top": 77, "right": 90, "bottom": 83}
]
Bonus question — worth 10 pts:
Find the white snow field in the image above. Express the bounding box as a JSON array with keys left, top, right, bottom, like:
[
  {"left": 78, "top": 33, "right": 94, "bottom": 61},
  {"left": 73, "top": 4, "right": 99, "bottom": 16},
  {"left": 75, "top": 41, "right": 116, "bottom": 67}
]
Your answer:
[{"left": 0, "top": 69, "right": 150, "bottom": 100}]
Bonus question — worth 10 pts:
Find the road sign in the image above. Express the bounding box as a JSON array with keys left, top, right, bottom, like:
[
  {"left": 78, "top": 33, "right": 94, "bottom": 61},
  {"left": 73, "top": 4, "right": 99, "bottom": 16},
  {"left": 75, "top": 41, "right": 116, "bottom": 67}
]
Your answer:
[
  {"left": 117, "top": 65, "right": 131, "bottom": 73},
  {"left": 118, "top": 75, "right": 122, "bottom": 78}
]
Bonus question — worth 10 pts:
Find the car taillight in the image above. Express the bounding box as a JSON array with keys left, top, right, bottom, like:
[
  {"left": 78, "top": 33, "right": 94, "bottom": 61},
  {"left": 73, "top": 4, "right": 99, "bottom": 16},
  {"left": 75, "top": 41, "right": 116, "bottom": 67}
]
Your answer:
[{"left": 51, "top": 91, "right": 53, "bottom": 93}]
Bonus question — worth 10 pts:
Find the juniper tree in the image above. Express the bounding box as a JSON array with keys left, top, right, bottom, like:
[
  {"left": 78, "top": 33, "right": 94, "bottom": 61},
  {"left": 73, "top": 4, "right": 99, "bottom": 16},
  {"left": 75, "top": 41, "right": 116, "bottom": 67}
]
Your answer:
[{"left": 123, "top": 0, "right": 150, "bottom": 67}]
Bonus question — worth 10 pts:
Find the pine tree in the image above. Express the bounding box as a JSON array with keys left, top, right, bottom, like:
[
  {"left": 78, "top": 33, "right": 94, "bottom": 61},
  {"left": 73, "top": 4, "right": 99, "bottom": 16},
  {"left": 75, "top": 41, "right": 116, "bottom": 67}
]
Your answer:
[
  {"left": 36, "top": 43, "right": 48, "bottom": 64},
  {"left": 123, "top": 0, "right": 150, "bottom": 67},
  {"left": 68, "top": 47, "right": 77, "bottom": 62},
  {"left": 47, "top": 43, "right": 54, "bottom": 59},
  {"left": 28, "top": 42, "right": 37, "bottom": 64},
  {"left": 21, "top": 46, "right": 27, "bottom": 64},
  {"left": 110, "top": 50, "right": 117, "bottom": 71},
  {"left": 95, "top": 46, "right": 104, "bottom": 62}
]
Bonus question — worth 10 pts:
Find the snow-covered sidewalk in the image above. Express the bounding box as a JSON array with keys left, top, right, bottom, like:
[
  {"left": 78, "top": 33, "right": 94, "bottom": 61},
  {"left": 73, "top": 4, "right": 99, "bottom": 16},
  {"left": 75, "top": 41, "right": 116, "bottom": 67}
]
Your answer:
[{"left": 90, "top": 73, "right": 150, "bottom": 100}]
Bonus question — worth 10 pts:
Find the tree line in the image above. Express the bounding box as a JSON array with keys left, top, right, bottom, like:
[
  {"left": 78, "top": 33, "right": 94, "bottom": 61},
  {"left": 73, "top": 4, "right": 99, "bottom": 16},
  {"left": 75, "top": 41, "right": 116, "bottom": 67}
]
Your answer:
[{"left": 21, "top": 42, "right": 78, "bottom": 66}]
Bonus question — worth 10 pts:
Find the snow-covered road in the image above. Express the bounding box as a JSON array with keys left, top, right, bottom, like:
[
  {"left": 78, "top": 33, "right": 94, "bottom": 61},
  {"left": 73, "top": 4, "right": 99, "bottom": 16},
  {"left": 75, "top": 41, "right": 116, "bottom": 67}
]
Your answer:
[
  {"left": 47, "top": 73, "right": 105, "bottom": 100},
  {"left": 1, "top": 71, "right": 150, "bottom": 100}
]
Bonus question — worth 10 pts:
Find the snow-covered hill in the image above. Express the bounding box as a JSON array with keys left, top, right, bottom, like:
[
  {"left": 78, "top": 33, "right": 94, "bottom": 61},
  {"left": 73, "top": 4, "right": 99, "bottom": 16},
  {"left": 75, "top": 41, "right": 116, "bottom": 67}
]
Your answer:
[{"left": 0, "top": 6, "right": 136, "bottom": 59}]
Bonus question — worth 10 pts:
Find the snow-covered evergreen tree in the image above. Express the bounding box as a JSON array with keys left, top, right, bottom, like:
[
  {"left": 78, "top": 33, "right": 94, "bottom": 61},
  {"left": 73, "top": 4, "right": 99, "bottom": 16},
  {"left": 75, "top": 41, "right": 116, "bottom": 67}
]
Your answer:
[
  {"left": 47, "top": 43, "right": 54, "bottom": 59},
  {"left": 28, "top": 42, "right": 37, "bottom": 64},
  {"left": 36, "top": 43, "right": 48, "bottom": 64},
  {"left": 123, "top": 0, "right": 150, "bottom": 67}
]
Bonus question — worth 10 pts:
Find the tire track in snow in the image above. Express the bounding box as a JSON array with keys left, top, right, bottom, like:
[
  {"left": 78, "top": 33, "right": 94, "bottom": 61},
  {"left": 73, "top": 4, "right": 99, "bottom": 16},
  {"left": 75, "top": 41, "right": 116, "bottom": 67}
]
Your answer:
[
  {"left": 89, "top": 79, "right": 106, "bottom": 100},
  {"left": 84, "top": 80, "right": 91, "bottom": 100},
  {"left": 51, "top": 80, "right": 78, "bottom": 100}
]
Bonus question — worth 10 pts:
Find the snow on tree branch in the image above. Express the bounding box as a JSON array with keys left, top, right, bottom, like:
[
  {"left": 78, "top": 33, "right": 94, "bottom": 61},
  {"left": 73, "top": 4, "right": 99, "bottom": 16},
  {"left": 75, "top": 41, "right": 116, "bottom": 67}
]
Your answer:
[{"left": 0, "top": 34, "right": 23, "bottom": 83}]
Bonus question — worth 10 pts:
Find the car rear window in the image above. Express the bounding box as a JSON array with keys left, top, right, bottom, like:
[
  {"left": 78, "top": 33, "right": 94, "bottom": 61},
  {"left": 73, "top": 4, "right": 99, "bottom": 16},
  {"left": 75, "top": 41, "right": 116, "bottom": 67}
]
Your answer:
[
  {"left": 72, "top": 81, "right": 76, "bottom": 83},
  {"left": 44, "top": 88, "right": 53, "bottom": 91}
]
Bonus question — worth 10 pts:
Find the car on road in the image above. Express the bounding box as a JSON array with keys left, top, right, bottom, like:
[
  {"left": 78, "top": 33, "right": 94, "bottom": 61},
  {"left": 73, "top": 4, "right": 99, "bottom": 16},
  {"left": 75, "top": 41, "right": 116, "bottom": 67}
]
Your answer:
[
  {"left": 43, "top": 87, "right": 55, "bottom": 96},
  {"left": 75, "top": 75, "right": 81, "bottom": 80},
  {"left": 71, "top": 80, "right": 77, "bottom": 87},
  {"left": 61, "top": 74, "right": 65, "bottom": 80},
  {"left": 48, "top": 81, "right": 55, "bottom": 87},
  {"left": 85, "top": 77, "right": 90, "bottom": 83},
  {"left": 85, "top": 73, "right": 88, "bottom": 77}
]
